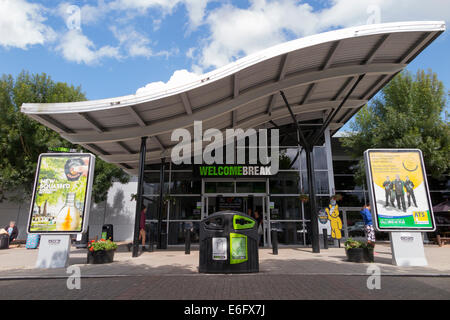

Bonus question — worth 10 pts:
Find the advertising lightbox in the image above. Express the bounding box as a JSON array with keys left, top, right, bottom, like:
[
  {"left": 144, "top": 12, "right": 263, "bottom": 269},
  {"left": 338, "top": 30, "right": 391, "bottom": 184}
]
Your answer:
[
  {"left": 364, "top": 149, "right": 436, "bottom": 232},
  {"left": 27, "top": 153, "right": 95, "bottom": 234}
]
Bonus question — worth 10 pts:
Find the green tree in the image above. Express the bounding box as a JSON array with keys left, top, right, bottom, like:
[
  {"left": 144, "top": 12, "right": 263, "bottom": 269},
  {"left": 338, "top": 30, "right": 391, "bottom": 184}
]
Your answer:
[
  {"left": 0, "top": 71, "right": 129, "bottom": 203},
  {"left": 342, "top": 69, "right": 450, "bottom": 185}
]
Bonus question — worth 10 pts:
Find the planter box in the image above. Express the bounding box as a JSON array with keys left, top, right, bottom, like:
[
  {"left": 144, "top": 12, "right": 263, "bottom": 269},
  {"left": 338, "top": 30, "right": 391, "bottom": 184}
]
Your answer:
[
  {"left": 364, "top": 247, "right": 374, "bottom": 262},
  {"left": 87, "top": 249, "right": 115, "bottom": 264},
  {"left": 346, "top": 247, "right": 374, "bottom": 263}
]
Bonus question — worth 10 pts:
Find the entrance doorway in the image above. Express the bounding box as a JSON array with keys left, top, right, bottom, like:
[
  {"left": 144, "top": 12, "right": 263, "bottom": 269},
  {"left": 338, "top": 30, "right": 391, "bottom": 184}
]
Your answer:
[
  {"left": 202, "top": 178, "right": 270, "bottom": 246},
  {"left": 203, "top": 195, "right": 269, "bottom": 247}
]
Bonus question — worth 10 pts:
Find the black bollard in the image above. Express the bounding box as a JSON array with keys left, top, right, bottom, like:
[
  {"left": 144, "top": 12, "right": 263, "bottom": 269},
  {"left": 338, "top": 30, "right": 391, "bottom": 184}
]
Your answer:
[
  {"left": 185, "top": 229, "right": 191, "bottom": 254},
  {"left": 271, "top": 229, "right": 278, "bottom": 255},
  {"left": 148, "top": 230, "right": 154, "bottom": 252},
  {"left": 323, "top": 229, "right": 328, "bottom": 249}
]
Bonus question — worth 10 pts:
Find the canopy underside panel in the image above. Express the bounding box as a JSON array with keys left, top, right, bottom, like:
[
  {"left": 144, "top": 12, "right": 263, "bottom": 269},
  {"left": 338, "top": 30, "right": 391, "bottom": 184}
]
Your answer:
[{"left": 21, "top": 21, "right": 446, "bottom": 175}]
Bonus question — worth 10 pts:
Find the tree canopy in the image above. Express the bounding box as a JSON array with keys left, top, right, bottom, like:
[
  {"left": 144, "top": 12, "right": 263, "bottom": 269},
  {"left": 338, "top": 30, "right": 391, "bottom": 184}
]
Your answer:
[
  {"left": 0, "top": 71, "right": 129, "bottom": 203},
  {"left": 342, "top": 69, "right": 449, "bottom": 185}
]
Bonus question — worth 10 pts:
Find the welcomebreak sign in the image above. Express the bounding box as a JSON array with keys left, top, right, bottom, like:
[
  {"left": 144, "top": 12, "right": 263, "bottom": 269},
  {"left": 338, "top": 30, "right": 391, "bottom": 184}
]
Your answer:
[
  {"left": 364, "top": 149, "right": 436, "bottom": 232},
  {"left": 27, "top": 153, "right": 95, "bottom": 234}
]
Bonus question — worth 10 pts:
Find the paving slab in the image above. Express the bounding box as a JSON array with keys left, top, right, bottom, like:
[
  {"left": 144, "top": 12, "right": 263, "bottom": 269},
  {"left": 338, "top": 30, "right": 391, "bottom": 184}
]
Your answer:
[{"left": 0, "top": 243, "right": 449, "bottom": 279}]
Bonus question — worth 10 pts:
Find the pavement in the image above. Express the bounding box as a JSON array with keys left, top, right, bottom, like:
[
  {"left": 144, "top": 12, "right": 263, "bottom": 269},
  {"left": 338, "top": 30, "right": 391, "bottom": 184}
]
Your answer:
[
  {"left": 1, "top": 242, "right": 450, "bottom": 278},
  {"left": 0, "top": 243, "right": 449, "bottom": 299}
]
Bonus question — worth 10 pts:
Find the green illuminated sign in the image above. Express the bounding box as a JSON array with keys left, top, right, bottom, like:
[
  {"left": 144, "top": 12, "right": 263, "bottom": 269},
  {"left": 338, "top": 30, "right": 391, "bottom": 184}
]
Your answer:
[{"left": 195, "top": 165, "right": 273, "bottom": 177}]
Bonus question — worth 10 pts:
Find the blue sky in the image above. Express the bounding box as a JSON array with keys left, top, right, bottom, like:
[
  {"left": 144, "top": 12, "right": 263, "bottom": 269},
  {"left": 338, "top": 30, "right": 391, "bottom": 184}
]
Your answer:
[{"left": 1, "top": 0, "right": 449, "bottom": 119}]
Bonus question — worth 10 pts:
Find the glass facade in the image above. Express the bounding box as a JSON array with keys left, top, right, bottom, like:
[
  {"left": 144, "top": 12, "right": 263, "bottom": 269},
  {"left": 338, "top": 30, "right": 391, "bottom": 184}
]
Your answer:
[
  {"left": 139, "top": 134, "right": 449, "bottom": 246},
  {"left": 141, "top": 132, "right": 336, "bottom": 247}
]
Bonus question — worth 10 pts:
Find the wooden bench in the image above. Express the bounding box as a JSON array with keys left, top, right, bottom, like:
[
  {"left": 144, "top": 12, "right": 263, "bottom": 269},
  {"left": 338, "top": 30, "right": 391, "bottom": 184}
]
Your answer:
[{"left": 437, "top": 235, "right": 450, "bottom": 247}]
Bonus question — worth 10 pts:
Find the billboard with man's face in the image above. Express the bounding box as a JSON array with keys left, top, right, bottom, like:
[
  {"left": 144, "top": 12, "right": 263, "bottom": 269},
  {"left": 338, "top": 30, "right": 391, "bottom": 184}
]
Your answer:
[
  {"left": 27, "top": 153, "right": 95, "bottom": 234},
  {"left": 364, "top": 149, "right": 436, "bottom": 232}
]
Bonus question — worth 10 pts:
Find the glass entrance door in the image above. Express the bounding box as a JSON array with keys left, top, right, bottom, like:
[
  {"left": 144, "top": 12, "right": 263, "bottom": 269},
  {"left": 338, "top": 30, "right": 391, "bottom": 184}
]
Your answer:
[
  {"left": 203, "top": 195, "right": 269, "bottom": 246},
  {"left": 201, "top": 178, "right": 269, "bottom": 246}
]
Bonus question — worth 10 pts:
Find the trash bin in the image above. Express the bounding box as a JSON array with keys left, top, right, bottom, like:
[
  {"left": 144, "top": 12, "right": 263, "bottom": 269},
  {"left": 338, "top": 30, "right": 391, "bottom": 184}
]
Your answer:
[
  {"left": 0, "top": 234, "right": 9, "bottom": 250},
  {"left": 101, "top": 224, "right": 113, "bottom": 241},
  {"left": 199, "top": 211, "right": 259, "bottom": 273}
]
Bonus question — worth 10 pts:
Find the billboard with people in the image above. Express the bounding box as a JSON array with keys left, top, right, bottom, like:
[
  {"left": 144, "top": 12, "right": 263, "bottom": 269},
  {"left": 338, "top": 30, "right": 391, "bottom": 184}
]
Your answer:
[
  {"left": 364, "top": 149, "right": 435, "bottom": 231},
  {"left": 27, "top": 153, "right": 95, "bottom": 234}
]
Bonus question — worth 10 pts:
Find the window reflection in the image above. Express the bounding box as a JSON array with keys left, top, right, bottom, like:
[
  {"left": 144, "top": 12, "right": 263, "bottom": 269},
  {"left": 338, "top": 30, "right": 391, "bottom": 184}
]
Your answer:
[
  {"left": 269, "top": 171, "right": 301, "bottom": 194},
  {"left": 270, "top": 196, "right": 302, "bottom": 220}
]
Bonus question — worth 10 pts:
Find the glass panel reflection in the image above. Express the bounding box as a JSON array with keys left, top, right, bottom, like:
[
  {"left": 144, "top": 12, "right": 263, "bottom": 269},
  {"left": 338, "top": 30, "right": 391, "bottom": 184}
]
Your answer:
[
  {"left": 270, "top": 196, "right": 302, "bottom": 220},
  {"left": 270, "top": 222, "right": 306, "bottom": 245},
  {"left": 169, "top": 196, "right": 202, "bottom": 220},
  {"left": 168, "top": 221, "right": 200, "bottom": 245}
]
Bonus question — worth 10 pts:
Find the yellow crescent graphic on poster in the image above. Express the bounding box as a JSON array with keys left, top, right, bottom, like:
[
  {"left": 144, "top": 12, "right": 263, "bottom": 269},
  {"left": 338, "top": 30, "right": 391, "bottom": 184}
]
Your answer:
[
  {"left": 27, "top": 153, "right": 95, "bottom": 234},
  {"left": 364, "top": 149, "right": 435, "bottom": 231}
]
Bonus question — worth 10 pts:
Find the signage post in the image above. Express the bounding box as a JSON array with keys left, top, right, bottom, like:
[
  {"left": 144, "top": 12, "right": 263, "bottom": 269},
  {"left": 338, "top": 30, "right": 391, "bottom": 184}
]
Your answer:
[
  {"left": 27, "top": 153, "right": 95, "bottom": 269},
  {"left": 364, "top": 149, "right": 435, "bottom": 266}
]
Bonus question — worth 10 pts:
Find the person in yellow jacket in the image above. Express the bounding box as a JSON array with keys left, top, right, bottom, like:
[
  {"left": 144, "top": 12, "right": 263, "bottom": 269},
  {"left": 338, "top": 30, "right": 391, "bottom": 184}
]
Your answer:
[{"left": 325, "top": 198, "right": 342, "bottom": 239}]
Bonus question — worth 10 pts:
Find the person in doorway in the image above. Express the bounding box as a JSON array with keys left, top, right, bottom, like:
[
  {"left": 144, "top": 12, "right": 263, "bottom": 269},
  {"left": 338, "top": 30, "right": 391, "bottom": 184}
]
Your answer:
[
  {"left": 139, "top": 205, "right": 147, "bottom": 251},
  {"left": 360, "top": 204, "right": 375, "bottom": 249},
  {"left": 253, "top": 210, "right": 263, "bottom": 247}
]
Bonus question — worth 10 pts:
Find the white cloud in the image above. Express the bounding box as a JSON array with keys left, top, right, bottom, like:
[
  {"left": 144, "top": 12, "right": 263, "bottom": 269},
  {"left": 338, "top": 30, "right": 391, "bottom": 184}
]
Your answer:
[
  {"left": 108, "top": 0, "right": 210, "bottom": 29},
  {"left": 111, "top": 26, "right": 179, "bottom": 59},
  {"left": 195, "top": 0, "right": 450, "bottom": 70},
  {"left": 184, "top": 0, "right": 209, "bottom": 29},
  {"left": 56, "top": 29, "right": 121, "bottom": 65},
  {"left": 111, "top": 26, "right": 154, "bottom": 58},
  {"left": 0, "top": 0, "right": 56, "bottom": 49},
  {"left": 136, "top": 69, "right": 201, "bottom": 95}
]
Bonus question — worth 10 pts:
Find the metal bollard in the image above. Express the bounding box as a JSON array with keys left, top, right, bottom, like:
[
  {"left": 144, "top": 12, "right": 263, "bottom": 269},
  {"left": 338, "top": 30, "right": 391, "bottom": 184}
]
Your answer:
[
  {"left": 185, "top": 229, "right": 191, "bottom": 254},
  {"left": 323, "top": 229, "right": 328, "bottom": 249},
  {"left": 148, "top": 230, "right": 154, "bottom": 252},
  {"left": 271, "top": 229, "right": 278, "bottom": 255}
]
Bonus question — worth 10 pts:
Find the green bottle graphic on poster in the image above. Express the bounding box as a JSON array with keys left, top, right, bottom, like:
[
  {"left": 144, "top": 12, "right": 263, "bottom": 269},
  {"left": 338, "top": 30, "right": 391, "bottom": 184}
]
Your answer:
[{"left": 230, "top": 233, "right": 248, "bottom": 264}]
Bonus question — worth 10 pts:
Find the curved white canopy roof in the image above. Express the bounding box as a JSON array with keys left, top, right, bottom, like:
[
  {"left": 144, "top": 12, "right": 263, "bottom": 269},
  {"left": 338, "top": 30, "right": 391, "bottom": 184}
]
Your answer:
[{"left": 21, "top": 21, "right": 445, "bottom": 175}]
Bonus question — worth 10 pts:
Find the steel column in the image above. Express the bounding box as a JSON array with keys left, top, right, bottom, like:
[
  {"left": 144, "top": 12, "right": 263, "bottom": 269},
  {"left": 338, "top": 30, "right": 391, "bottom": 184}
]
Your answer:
[
  {"left": 280, "top": 90, "right": 320, "bottom": 253},
  {"left": 132, "top": 136, "right": 147, "bottom": 257},
  {"left": 157, "top": 157, "right": 166, "bottom": 249},
  {"left": 305, "top": 146, "right": 320, "bottom": 253}
]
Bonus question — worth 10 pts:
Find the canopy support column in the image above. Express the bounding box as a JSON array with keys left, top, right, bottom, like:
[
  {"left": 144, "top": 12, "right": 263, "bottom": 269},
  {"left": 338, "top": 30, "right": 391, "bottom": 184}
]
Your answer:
[
  {"left": 157, "top": 157, "right": 166, "bottom": 249},
  {"left": 280, "top": 91, "right": 320, "bottom": 253},
  {"left": 132, "top": 136, "right": 147, "bottom": 257},
  {"left": 305, "top": 146, "right": 320, "bottom": 253}
]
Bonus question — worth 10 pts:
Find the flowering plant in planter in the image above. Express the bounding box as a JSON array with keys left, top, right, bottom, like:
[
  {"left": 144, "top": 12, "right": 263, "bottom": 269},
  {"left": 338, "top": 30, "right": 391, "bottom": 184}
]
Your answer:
[
  {"left": 344, "top": 238, "right": 374, "bottom": 263},
  {"left": 299, "top": 194, "right": 309, "bottom": 203},
  {"left": 88, "top": 239, "right": 117, "bottom": 252},
  {"left": 87, "top": 239, "right": 118, "bottom": 264}
]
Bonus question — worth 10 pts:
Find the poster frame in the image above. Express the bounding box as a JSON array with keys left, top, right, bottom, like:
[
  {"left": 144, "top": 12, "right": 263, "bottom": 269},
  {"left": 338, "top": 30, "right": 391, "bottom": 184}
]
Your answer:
[
  {"left": 27, "top": 153, "right": 95, "bottom": 235},
  {"left": 364, "top": 148, "right": 436, "bottom": 232}
]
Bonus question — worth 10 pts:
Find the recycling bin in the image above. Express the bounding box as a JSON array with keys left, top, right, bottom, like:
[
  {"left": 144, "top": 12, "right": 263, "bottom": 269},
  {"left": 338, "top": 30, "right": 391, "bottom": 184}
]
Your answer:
[
  {"left": 101, "top": 224, "right": 114, "bottom": 241},
  {"left": 199, "top": 211, "right": 259, "bottom": 273}
]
